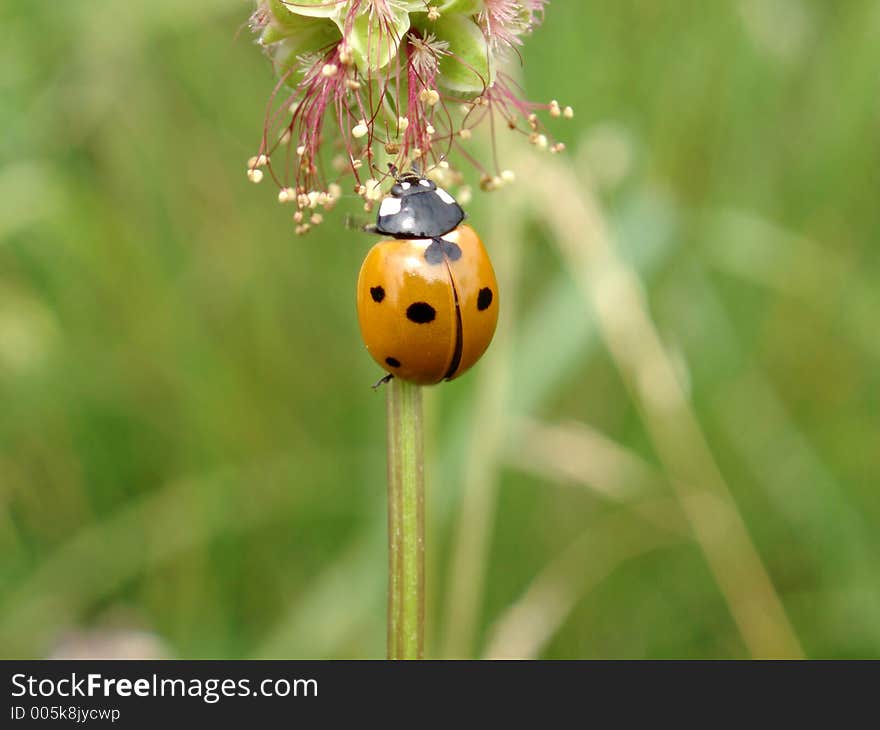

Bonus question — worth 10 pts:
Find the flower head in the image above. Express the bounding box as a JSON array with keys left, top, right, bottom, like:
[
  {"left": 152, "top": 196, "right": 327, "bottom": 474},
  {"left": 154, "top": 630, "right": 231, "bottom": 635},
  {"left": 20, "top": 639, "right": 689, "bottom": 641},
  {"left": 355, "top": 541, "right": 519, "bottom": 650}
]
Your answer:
[
  {"left": 247, "top": 0, "right": 570, "bottom": 232},
  {"left": 478, "top": 0, "right": 547, "bottom": 52}
]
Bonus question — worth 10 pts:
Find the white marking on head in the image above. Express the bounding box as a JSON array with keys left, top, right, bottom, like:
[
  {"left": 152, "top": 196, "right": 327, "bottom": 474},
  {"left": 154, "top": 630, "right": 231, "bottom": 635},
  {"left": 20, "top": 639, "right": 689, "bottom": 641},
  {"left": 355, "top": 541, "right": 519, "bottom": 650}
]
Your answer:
[
  {"left": 435, "top": 188, "right": 456, "bottom": 205},
  {"left": 419, "top": 179, "right": 431, "bottom": 188},
  {"left": 401, "top": 217, "right": 414, "bottom": 229},
  {"left": 379, "top": 197, "right": 402, "bottom": 217},
  {"left": 401, "top": 181, "right": 411, "bottom": 190}
]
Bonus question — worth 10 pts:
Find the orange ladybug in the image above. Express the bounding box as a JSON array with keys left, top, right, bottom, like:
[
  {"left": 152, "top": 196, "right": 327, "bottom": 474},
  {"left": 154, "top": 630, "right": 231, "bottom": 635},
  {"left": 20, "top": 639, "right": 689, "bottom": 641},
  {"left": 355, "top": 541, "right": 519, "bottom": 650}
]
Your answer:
[{"left": 357, "top": 176, "right": 498, "bottom": 385}]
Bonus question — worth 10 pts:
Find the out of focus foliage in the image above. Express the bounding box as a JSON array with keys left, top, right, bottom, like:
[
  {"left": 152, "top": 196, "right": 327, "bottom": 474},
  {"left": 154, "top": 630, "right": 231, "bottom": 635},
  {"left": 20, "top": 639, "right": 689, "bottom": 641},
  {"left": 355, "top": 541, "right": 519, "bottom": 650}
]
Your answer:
[{"left": 1, "top": 1, "right": 878, "bottom": 658}]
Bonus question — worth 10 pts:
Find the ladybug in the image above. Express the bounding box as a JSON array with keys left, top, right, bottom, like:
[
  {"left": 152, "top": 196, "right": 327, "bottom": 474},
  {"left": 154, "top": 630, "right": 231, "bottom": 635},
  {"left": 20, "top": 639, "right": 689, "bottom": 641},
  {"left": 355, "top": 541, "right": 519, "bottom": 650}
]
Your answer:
[{"left": 356, "top": 173, "right": 498, "bottom": 385}]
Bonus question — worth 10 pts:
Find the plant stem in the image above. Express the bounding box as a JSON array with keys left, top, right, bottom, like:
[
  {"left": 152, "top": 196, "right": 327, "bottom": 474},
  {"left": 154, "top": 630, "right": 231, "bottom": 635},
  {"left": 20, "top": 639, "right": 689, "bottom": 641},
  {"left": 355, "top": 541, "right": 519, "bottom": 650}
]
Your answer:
[{"left": 385, "top": 377, "right": 425, "bottom": 659}]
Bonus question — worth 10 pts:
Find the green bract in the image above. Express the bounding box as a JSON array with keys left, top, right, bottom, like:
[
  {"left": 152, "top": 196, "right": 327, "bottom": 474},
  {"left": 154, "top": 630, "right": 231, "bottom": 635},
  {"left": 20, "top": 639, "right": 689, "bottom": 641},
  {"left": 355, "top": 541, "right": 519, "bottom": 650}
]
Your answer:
[
  {"left": 263, "top": 11, "right": 341, "bottom": 56},
  {"left": 436, "top": 0, "right": 484, "bottom": 14},
  {"left": 333, "top": 7, "right": 411, "bottom": 71},
  {"left": 394, "top": 0, "right": 430, "bottom": 11},
  {"left": 272, "top": 0, "right": 343, "bottom": 19},
  {"left": 431, "top": 14, "right": 492, "bottom": 93}
]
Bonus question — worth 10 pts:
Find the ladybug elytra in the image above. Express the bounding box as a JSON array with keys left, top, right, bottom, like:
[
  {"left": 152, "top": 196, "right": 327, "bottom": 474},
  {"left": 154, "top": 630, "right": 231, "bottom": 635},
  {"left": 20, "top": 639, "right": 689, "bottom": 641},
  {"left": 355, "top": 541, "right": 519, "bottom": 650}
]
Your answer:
[{"left": 356, "top": 172, "right": 498, "bottom": 385}]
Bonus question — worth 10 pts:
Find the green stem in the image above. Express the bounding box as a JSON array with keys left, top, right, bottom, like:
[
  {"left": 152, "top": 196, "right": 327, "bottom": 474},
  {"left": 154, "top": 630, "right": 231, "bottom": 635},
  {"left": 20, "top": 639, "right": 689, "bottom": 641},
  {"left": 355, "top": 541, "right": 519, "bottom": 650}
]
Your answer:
[{"left": 385, "top": 377, "right": 425, "bottom": 660}]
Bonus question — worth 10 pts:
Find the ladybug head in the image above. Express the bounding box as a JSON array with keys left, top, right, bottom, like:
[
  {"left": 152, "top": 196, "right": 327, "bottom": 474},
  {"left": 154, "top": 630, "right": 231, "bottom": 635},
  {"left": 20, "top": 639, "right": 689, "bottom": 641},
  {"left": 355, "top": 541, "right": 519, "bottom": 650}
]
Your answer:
[
  {"left": 390, "top": 175, "right": 438, "bottom": 198},
  {"left": 387, "top": 166, "right": 437, "bottom": 198}
]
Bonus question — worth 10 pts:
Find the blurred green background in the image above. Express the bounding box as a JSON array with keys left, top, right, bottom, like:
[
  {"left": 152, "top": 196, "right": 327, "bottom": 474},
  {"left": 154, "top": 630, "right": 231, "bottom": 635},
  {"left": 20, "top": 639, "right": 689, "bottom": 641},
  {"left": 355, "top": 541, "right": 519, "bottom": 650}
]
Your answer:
[{"left": 2, "top": 0, "right": 879, "bottom": 659}]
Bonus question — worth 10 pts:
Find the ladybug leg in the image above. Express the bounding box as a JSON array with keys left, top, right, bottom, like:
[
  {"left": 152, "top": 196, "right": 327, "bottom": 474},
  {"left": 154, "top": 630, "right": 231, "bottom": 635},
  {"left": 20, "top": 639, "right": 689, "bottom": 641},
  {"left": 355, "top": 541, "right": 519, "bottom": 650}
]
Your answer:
[
  {"left": 371, "top": 373, "right": 394, "bottom": 390},
  {"left": 344, "top": 212, "right": 378, "bottom": 235}
]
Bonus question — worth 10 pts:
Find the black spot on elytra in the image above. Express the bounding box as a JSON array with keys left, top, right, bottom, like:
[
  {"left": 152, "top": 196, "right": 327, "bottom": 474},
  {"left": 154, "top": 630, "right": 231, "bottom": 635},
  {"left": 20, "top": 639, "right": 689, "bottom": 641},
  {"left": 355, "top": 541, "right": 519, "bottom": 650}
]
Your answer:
[
  {"left": 424, "top": 238, "right": 463, "bottom": 264},
  {"left": 442, "top": 240, "right": 462, "bottom": 261},
  {"left": 370, "top": 286, "right": 385, "bottom": 303},
  {"left": 424, "top": 240, "right": 445, "bottom": 265},
  {"left": 406, "top": 302, "right": 436, "bottom": 324},
  {"left": 477, "top": 287, "right": 493, "bottom": 311},
  {"left": 385, "top": 357, "right": 401, "bottom": 368}
]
